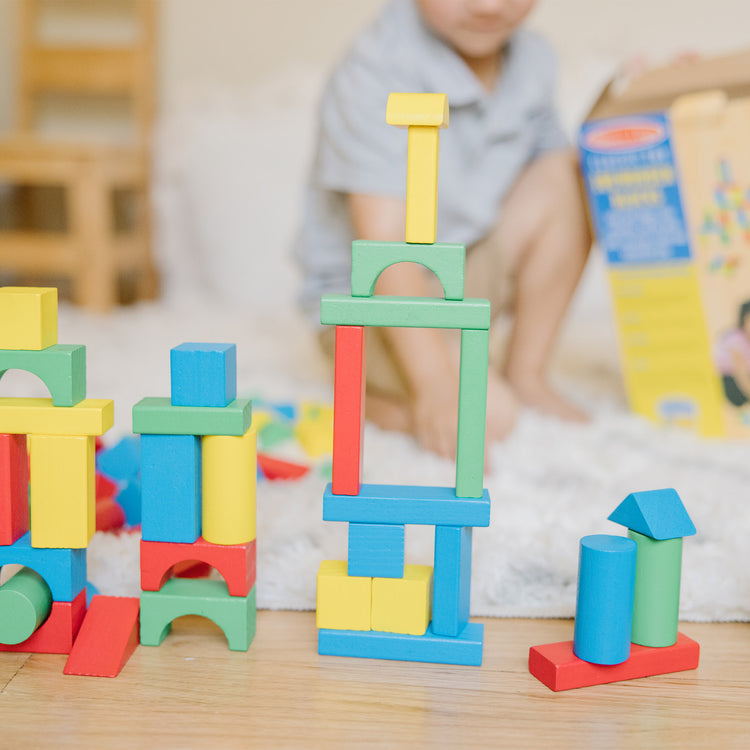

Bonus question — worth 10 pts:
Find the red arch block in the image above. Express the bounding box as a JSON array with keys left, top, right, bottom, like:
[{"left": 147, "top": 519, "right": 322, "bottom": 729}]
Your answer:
[{"left": 140, "top": 537, "right": 256, "bottom": 597}]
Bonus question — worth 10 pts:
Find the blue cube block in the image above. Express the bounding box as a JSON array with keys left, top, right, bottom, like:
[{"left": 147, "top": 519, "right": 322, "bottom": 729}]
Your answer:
[
  {"left": 432, "top": 526, "right": 472, "bottom": 636},
  {"left": 140, "top": 434, "right": 201, "bottom": 543},
  {"left": 348, "top": 523, "right": 404, "bottom": 578},
  {"left": 170, "top": 343, "right": 237, "bottom": 408}
]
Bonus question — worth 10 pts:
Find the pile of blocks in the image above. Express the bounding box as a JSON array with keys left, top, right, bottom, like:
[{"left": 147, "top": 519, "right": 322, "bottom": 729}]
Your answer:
[
  {"left": 316, "top": 93, "right": 491, "bottom": 666},
  {"left": 529, "top": 488, "right": 700, "bottom": 691},
  {"left": 133, "top": 343, "right": 258, "bottom": 651},
  {"left": 0, "top": 287, "right": 139, "bottom": 677}
]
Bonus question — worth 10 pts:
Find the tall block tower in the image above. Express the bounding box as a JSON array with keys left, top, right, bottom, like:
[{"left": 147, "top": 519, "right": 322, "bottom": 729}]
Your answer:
[{"left": 316, "top": 94, "right": 492, "bottom": 666}]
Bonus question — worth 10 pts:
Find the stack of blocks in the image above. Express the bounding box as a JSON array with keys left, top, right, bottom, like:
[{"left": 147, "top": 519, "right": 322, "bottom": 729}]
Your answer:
[
  {"left": 316, "top": 93, "right": 491, "bottom": 666},
  {"left": 529, "top": 488, "right": 701, "bottom": 691},
  {"left": 0, "top": 287, "right": 140, "bottom": 678},
  {"left": 133, "top": 343, "right": 258, "bottom": 651}
]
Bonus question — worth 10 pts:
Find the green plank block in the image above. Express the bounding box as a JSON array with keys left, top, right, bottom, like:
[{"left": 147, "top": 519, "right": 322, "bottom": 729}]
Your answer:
[
  {"left": 140, "top": 579, "right": 256, "bottom": 652},
  {"left": 132, "top": 397, "right": 252, "bottom": 436},
  {"left": 321, "top": 295, "right": 490, "bottom": 330},
  {"left": 351, "top": 240, "right": 466, "bottom": 300},
  {"left": 0, "top": 344, "right": 85, "bottom": 406},
  {"left": 455, "top": 329, "right": 489, "bottom": 498}
]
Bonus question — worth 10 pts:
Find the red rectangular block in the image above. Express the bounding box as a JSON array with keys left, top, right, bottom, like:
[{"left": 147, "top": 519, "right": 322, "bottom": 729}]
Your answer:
[
  {"left": 332, "top": 325, "right": 366, "bottom": 496},
  {"left": 64, "top": 595, "right": 140, "bottom": 677},
  {"left": 140, "top": 536, "right": 256, "bottom": 597},
  {"left": 0, "top": 589, "right": 86, "bottom": 654},
  {"left": 529, "top": 632, "right": 700, "bottom": 691},
  {"left": 0, "top": 433, "right": 30, "bottom": 545}
]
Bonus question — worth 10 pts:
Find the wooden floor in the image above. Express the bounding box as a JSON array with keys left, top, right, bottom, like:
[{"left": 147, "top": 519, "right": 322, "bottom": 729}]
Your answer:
[{"left": 1, "top": 613, "right": 748, "bottom": 748}]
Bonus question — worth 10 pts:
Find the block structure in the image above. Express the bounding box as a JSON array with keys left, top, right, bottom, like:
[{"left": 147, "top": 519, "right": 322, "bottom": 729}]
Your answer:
[
  {"left": 0, "top": 287, "right": 115, "bottom": 666},
  {"left": 136, "top": 343, "right": 257, "bottom": 652},
  {"left": 317, "top": 94, "right": 491, "bottom": 666}
]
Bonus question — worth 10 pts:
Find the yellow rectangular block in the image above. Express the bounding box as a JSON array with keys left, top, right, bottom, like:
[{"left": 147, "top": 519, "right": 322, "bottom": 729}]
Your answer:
[
  {"left": 202, "top": 427, "right": 256, "bottom": 545},
  {"left": 29, "top": 434, "right": 95, "bottom": 548},
  {"left": 0, "top": 287, "right": 58, "bottom": 350},
  {"left": 371, "top": 564, "right": 433, "bottom": 636},
  {"left": 0, "top": 398, "right": 114, "bottom": 436},
  {"left": 316, "top": 560, "right": 372, "bottom": 631},
  {"left": 405, "top": 126, "right": 440, "bottom": 244},
  {"left": 386, "top": 93, "right": 449, "bottom": 127}
]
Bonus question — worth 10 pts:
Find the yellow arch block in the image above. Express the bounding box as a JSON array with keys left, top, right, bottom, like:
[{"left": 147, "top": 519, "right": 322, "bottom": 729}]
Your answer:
[
  {"left": 0, "top": 287, "right": 57, "bottom": 351},
  {"left": 0, "top": 398, "right": 114, "bottom": 436},
  {"left": 372, "top": 564, "right": 433, "bottom": 636},
  {"left": 29, "top": 434, "right": 95, "bottom": 549},
  {"left": 202, "top": 426, "right": 256, "bottom": 545},
  {"left": 316, "top": 560, "right": 371, "bottom": 631}
]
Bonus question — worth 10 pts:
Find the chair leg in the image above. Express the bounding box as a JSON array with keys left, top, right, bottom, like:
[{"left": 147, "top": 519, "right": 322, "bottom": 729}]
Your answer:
[{"left": 132, "top": 187, "right": 159, "bottom": 301}]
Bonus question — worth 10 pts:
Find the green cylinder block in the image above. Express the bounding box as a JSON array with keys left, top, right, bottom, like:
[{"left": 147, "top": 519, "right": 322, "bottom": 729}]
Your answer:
[
  {"left": 0, "top": 567, "right": 53, "bottom": 645},
  {"left": 628, "top": 530, "right": 682, "bottom": 647}
]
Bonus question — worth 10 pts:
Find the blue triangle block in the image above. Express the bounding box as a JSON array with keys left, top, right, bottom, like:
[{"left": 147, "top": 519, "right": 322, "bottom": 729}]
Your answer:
[{"left": 608, "top": 488, "right": 696, "bottom": 540}]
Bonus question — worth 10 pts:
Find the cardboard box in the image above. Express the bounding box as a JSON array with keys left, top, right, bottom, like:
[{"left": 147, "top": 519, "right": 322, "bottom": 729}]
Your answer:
[{"left": 579, "top": 50, "right": 750, "bottom": 438}]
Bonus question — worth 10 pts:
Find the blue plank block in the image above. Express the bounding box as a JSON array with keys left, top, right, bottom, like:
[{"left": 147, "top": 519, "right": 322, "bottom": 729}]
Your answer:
[
  {"left": 432, "top": 526, "right": 472, "bottom": 637},
  {"left": 323, "top": 484, "right": 490, "bottom": 527},
  {"left": 318, "top": 622, "right": 484, "bottom": 666},
  {"left": 170, "top": 343, "right": 237, "bottom": 408},
  {"left": 348, "top": 523, "right": 405, "bottom": 578},
  {"left": 96, "top": 435, "right": 141, "bottom": 481},
  {"left": 0, "top": 532, "right": 86, "bottom": 602},
  {"left": 140, "top": 434, "right": 201, "bottom": 543}
]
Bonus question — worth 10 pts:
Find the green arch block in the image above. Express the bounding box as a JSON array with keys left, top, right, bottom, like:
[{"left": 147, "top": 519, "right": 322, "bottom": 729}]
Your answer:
[
  {"left": 0, "top": 344, "right": 86, "bottom": 406},
  {"left": 351, "top": 240, "right": 466, "bottom": 300},
  {"left": 139, "top": 578, "right": 256, "bottom": 652},
  {"left": 0, "top": 567, "right": 53, "bottom": 645}
]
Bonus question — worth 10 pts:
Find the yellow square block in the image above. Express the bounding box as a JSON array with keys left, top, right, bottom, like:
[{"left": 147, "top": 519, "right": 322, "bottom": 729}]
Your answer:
[
  {"left": 316, "top": 560, "right": 371, "bottom": 631},
  {"left": 0, "top": 287, "right": 58, "bottom": 350},
  {"left": 371, "top": 564, "right": 433, "bottom": 636},
  {"left": 29, "top": 434, "right": 95, "bottom": 548}
]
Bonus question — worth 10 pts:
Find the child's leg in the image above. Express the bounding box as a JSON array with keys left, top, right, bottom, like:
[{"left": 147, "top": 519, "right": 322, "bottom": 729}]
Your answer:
[{"left": 494, "top": 149, "right": 591, "bottom": 419}]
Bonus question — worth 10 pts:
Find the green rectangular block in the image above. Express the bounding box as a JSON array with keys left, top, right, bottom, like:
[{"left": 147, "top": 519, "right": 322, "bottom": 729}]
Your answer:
[
  {"left": 321, "top": 295, "right": 490, "bottom": 330},
  {"left": 132, "top": 397, "right": 252, "bottom": 436},
  {"left": 351, "top": 240, "right": 465, "bottom": 301},
  {"left": 455, "top": 329, "right": 489, "bottom": 498}
]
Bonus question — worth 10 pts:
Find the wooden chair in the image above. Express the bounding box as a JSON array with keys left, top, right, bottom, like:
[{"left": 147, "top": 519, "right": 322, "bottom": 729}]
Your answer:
[{"left": 0, "top": 0, "right": 159, "bottom": 311}]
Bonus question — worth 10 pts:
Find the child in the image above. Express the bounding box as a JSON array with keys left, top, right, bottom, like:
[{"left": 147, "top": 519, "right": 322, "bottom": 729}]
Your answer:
[{"left": 295, "top": 0, "right": 591, "bottom": 458}]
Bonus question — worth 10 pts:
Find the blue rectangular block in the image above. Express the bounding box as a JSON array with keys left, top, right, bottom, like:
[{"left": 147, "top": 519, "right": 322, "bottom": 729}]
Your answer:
[
  {"left": 170, "top": 343, "right": 237, "bottom": 408},
  {"left": 318, "top": 622, "right": 484, "bottom": 666},
  {"left": 432, "top": 526, "right": 472, "bottom": 636},
  {"left": 0, "top": 532, "right": 86, "bottom": 602},
  {"left": 140, "top": 434, "right": 201, "bottom": 543},
  {"left": 323, "top": 484, "right": 490, "bottom": 527},
  {"left": 348, "top": 523, "right": 405, "bottom": 578}
]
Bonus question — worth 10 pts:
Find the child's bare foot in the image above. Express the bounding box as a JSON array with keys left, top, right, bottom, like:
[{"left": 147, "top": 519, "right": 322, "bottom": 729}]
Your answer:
[
  {"left": 366, "top": 392, "right": 412, "bottom": 434},
  {"left": 486, "top": 373, "right": 519, "bottom": 442},
  {"left": 507, "top": 375, "right": 588, "bottom": 423}
]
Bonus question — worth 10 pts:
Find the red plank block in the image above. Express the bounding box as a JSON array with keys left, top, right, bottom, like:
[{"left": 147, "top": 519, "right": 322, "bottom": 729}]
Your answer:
[
  {"left": 529, "top": 632, "right": 700, "bottom": 691},
  {"left": 0, "top": 433, "right": 30, "bottom": 546},
  {"left": 64, "top": 595, "right": 140, "bottom": 677},
  {"left": 140, "top": 536, "right": 256, "bottom": 596},
  {"left": 331, "top": 325, "right": 366, "bottom": 496},
  {"left": 0, "top": 589, "right": 86, "bottom": 654}
]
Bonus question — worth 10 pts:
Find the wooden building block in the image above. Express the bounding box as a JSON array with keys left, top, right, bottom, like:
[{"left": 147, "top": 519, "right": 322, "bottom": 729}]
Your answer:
[
  {"left": 64, "top": 596, "right": 140, "bottom": 677},
  {"left": 432, "top": 526, "right": 472, "bottom": 637},
  {"left": 0, "top": 344, "right": 86, "bottom": 406},
  {"left": 132, "top": 397, "right": 252, "bottom": 436},
  {"left": 0, "top": 397, "right": 113, "bottom": 436},
  {"left": 170, "top": 343, "right": 237, "bottom": 408},
  {"left": 528, "top": 633, "right": 700, "bottom": 692},
  {"left": 455, "top": 329, "right": 489, "bottom": 498},
  {"left": 316, "top": 560, "right": 372, "bottom": 632},
  {"left": 350, "top": 240, "right": 465, "bottom": 300},
  {"left": 0, "top": 287, "right": 57, "bottom": 350},
  {"left": 371, "top": 564, "right": 433, "bottom": 636},
  {"left": 0, "top": 567, "right": 52, "bottom": 645},
  {"left": 348, "top": 523, "right": 404, "bottom": 578},
  {"left": 321, "top": 295, "right": 490, "bottom": 330},
  {"left": 0, "top": 433, "right": 29, "bottom": 546},
  {"left": 140, "top": 537, "right": 256, "bottom": 597},
  {"left": 28, "top": 434, "right": 95, "bottom": 549},
  {"left": 140, "top": 434, "right": 201, "bottom": 544},
  {"left": 139, "top": 579, "right": 256, "bottom": 652},
  {"left": 202, "top": 426, "right": 256, "bottom": 545},
  {"left": 331, "top": 326, "right": 365, "bottom": 496}
]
